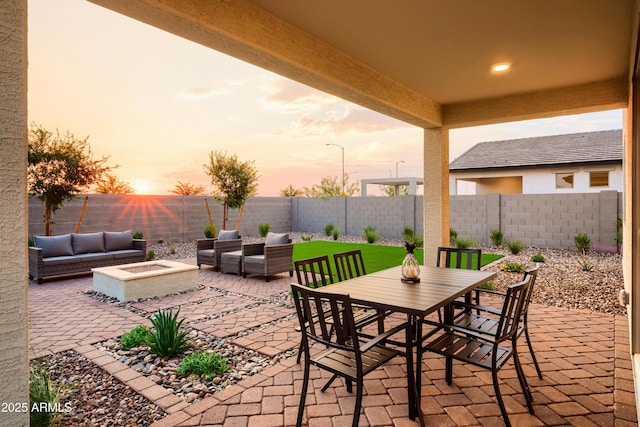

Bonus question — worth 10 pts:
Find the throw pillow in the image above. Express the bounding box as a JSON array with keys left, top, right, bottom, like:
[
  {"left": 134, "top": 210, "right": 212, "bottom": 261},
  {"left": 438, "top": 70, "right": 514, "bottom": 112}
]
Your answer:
[
  {"left": 72, "top": 232, "right": 105, "bottom": 254},
  {"left": 217, "top": 230, "right": 239, "bottom": 240},
  {"left": 34, "top": 234, "right": 74, "bottom": 258},
  {"left": 104, "top": 230, "right": 134, "bottom": 251},
  {"left": 265, "top": 232, "right": 289, "bottom": 246}
]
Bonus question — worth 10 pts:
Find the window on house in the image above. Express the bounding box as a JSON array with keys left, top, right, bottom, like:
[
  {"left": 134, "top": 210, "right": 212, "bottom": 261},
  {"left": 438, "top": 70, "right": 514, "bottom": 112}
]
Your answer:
[
  {"left": 556, "top": 173, "right": 574, "bottom": 189},
  {"left": 590, "top": 171, "right": 609, "bottom": 187}
]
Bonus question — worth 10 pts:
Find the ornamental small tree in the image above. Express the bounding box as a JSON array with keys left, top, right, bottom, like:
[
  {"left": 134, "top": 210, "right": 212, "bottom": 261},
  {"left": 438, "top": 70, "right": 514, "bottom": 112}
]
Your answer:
[
  {"left": 28, "top": 123, "right": 112, "bottom": 235},
  {"left": 95, "top": 173, "right": 133, "bottom": 195},
  {"left": 203, "top": 150, "right": 258, "bottom": 229},
  {"left": 170, "top": 181, "right": 206, "bottom": 196}
]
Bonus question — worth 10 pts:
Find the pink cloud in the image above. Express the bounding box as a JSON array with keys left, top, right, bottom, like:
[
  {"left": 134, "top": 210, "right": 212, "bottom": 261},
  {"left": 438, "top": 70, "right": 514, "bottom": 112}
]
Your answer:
[
  {"left": 287, "top": 108, "right": 410, "bottom": 137},
  {"left": 180, "top": 80, "right": 242, "bottom": 99}
]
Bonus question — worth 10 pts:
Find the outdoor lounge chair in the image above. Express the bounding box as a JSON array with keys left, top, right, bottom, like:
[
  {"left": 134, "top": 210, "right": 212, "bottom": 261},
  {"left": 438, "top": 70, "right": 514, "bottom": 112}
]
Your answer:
[
  {"left": 196, "top": 230, "right": 242, "bottom": 270},
  {"left": 242, "top": 232, "right": 294, "bottom": 281}
]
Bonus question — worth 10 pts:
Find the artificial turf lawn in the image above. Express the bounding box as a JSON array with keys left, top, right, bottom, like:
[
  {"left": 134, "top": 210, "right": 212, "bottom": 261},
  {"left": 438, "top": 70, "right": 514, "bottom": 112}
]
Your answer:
[{"left": 292, "top": 241, "right": 502, "bottom": 281}]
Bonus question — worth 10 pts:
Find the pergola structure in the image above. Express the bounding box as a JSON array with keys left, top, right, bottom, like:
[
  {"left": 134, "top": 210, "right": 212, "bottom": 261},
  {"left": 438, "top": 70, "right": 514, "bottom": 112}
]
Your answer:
[
  {"left": 360, "top": 177, "right": 424, "bottom": 196},
  {"left": 2, "top": 1, "right": 640, "bottom": 424}
]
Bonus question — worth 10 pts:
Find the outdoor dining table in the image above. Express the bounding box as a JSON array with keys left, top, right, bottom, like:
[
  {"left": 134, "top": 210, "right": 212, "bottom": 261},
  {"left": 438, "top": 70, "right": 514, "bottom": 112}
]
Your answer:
[{"left": 319, "top": 264, "right": 497, "bottom": 426}]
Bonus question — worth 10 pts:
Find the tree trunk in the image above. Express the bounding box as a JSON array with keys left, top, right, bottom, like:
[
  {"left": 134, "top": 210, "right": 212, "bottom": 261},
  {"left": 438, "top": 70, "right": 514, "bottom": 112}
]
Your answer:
[
  {"left": 235, "top": 203, "right": 245, "bottom": 230},
  {"left": 44, "top": 199, "right": 52, "bottom": 236},
  {"left": 222, "top": 201, "right": 228, "bottom": 231}
]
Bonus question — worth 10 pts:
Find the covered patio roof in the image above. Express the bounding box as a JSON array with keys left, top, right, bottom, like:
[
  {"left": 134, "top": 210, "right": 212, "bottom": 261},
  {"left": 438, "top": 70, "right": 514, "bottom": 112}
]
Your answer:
[{"left": 90, "top": 0, "right": 632, "bottom": 128}]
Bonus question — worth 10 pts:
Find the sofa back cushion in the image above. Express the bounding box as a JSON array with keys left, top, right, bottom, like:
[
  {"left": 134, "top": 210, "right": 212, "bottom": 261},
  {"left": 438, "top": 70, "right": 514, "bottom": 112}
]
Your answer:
[
  {"left": 72, "top": 232, "right": 105, "bottom": 254},
  {"left": 34, "top": 234, "right": 74, "bottom": 258},
  {"left": 265, "top": 232, "right": 289, "bottom": 246},
  {"left": 217, "top": 229, "right": 239, "bottom": 240},
  {"left": 104, "top": 230, "right": 134, "bottom": 251}
]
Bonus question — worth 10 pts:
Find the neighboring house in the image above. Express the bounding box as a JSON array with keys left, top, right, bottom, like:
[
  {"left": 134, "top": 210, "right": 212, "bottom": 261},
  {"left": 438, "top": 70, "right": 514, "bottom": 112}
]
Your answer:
[{"left": 449, "top": 129, "right": 623, "bottom": 195}]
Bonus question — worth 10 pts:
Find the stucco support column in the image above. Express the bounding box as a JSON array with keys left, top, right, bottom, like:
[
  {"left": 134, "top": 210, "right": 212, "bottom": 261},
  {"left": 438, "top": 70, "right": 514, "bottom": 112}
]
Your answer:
[
  {"left": 423, "top": 128, "right": 450, "bottom": 266},
  {"left": 0, "top": 0, "right": 28, "bottom": 425}
]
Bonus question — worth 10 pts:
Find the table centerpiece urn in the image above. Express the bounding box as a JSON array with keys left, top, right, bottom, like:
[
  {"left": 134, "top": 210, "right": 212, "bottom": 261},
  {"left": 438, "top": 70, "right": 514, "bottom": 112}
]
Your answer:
[{"left": 401, "top": 226, "right": 422, "bottom": 283}]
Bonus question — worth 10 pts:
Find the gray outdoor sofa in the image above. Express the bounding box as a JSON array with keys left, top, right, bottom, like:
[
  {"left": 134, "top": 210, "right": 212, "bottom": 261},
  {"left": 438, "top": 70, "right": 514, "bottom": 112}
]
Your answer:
[{"left": 28, "top": 230, "right": 147, "bottom": 284}]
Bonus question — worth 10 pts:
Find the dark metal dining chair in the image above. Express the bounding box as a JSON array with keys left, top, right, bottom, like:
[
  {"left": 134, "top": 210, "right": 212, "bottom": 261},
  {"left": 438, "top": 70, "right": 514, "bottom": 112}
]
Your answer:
[
  {"left": 437, "top": 246, "right": 482, "bottom": 270},
  {"left": 294, "top": 256, "right": 335, "bottom": 363},
  {"left": 455, "top": 264, "right": 543, "bottom": 379},
  {"left": 423, "top": 274, "right": 534, "bottom": 427},
  {"left": 294, "top": 255, "right": 382, "bottom": 362},
  {"left": 295, "top": 255, "right": 335, "bottom": 288},
  {"left": 333, "top": 249, "right": 389, "bottom": 333},
  {"left": 433, "top": 246, "right": 482, "bottom": 321},
  {"left": 291, "top": 283, "right": 407, "bottom": 427},
  {"left": 333, "top": 249, "right": 366, "bottom": 281}
]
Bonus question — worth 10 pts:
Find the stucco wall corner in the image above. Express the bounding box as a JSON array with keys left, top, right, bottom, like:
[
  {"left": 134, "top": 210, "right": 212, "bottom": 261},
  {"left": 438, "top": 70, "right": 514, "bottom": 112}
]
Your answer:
[{"left": 0, "top": 1, "right": 29, "bottom": 426}]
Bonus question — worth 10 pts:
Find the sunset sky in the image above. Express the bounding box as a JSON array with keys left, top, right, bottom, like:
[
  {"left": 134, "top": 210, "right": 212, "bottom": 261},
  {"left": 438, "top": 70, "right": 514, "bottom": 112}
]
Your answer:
[{"left": 28, "top": 0, "right": 624, "bottom": 196}]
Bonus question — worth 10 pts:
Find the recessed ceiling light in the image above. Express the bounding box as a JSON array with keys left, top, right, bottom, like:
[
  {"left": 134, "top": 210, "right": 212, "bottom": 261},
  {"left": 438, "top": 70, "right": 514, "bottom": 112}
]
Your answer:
[{"left": 491, "top": 62, "right": 511, "bottom": 72}]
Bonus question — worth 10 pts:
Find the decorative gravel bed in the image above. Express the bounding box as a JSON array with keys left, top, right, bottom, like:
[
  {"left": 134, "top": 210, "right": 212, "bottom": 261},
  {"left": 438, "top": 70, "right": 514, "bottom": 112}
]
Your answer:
[
  {"left": 34, "top": 350, "right": 165, "bottom": 426},
  {"left": 92, "top": 289, "right": 296, "bottom": 404},
  {"left": 35, "top": 233, "right": 624, "bottom": 425}
]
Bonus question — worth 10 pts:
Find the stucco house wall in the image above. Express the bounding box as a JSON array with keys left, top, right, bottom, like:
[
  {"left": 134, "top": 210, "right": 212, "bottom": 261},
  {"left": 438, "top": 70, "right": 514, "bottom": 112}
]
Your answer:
[
  {"left": 450, "top": 130, "right": 623, "bottom": 195},
  {"left": 452, "top": 165, "right": 624, "bottom": 195},
  {"left": 1, "top": 1, "right": 28, "bottom": 425}
]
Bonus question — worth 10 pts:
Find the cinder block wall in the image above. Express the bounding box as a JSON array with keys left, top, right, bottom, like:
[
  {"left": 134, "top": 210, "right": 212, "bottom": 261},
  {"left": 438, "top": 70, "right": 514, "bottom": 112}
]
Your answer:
[
  {"left": 291, "top": 196, "right": 423, "bottom": 238},
  {"left": 450, "top": 191, "right": 621, "bottom": 251},
  {"left": 29, "top": 191, "right": 621, "bottom": 251}
]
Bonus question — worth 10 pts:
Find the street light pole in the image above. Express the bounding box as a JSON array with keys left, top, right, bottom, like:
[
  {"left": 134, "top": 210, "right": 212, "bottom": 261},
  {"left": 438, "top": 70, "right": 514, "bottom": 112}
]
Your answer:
[
  {"left": 326, "top": 143, "right": 345, "bottom": 194},
  {"left": 395, "top": 160, "right": 405, "bottom": 178}
]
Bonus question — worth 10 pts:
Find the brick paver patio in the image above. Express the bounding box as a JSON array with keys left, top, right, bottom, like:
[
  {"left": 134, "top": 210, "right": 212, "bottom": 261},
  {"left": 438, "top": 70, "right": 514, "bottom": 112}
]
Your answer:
[{"left": 28, "top": 258, "right": 638, "bottom": 426}]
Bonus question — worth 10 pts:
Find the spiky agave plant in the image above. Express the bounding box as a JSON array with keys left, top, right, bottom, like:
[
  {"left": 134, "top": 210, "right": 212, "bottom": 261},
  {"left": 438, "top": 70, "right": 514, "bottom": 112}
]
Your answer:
[{"left": 146, "top": 308, "right": 190, "bottom": 358}]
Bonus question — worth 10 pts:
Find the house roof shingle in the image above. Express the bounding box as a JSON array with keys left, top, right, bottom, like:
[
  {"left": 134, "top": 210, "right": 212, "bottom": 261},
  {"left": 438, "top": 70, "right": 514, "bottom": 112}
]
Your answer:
[{"left": 449, "top": 129, "right": 622, "bottom": 171}]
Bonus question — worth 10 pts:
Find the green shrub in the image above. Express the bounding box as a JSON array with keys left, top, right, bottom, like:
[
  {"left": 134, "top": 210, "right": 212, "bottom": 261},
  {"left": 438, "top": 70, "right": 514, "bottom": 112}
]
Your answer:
[
  {"left": 489, "top": 229, "right": 503, "bottom": 246},
  {"left": 479, "top": 281, "right": 494, "bottom": 290},
  {"left": 578, "top": 253, "right": 596, "bottom": 272},
  {"left": 121, "top": 325, "right": 151, "bottom": 350},
  {"left": 364, "top": 226, "right": 380, "bottom": 244},
  {"left": 28, "top": 237, "right": 35, "bottom": 247},
  {"left": 500, "top": 261, "right": 525, "bottom": 273},
  {"left": 454, "top": 237, "right": 475, "bottom": 249},
  {"left": 574, "top": 233, "right": 591, "bottom": 254},
  {"left": 146, "top": 308, "right": 190, "bottom": 358},
  {"left": 332, "top": 228, "right": 341, "bottom": 241},
  {"left": 169, "top": 246, "right": 176, "bottom": 255},
  {"left": 258, "top": 222, "right": 271, "bottom": 237},
  {"left": 324, "top": 223, "right": 335, "bottom": 236},
  {"left": 133, "top": 231, "right": 144, "bottom": 239},
  {"left": 300, "top": 234, "right": 314, "bottom": 241},
  {"left": 30, "top": 361, "right": 60, "bottom": 427},
  {"left": 614, "top": 217, "right": 623, "bottom": 253},
  {"left": 203, "top": 224, "right": 215, "bottom": 238},
  {"left": 449, "top": 228, "right": 458, "bottom": 244},
  {"left": 507, "top": 240, "right": 524, "bottom": 254},
  {"left": 531, "top": 252, "right": 546, "bottom": 263},
  {"left": 146, "top": 250, "right": 156, "bottom": 261},
  {"left": 177, "top": 350, "right": 228, "bottom": 380},
  {"left": 402, "top": 226, "right": 423, "bottom": 247}
]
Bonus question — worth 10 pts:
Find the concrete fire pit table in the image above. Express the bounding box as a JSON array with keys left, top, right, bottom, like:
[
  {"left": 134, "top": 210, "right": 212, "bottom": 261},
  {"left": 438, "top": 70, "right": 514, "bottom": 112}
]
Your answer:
[{"left": 92, "top": 260, "right": 198, "bottom": 302}]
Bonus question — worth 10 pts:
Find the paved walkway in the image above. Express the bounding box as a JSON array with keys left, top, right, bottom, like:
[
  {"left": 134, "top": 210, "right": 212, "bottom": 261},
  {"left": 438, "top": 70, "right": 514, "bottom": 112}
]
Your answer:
[{"left": 29, "top": 260, "right": 638, "bottom": 426}]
